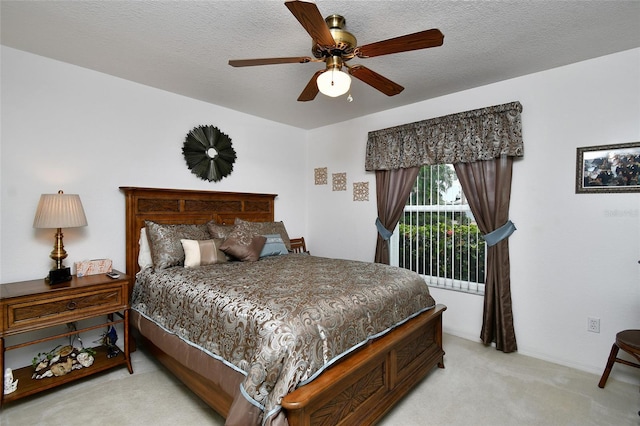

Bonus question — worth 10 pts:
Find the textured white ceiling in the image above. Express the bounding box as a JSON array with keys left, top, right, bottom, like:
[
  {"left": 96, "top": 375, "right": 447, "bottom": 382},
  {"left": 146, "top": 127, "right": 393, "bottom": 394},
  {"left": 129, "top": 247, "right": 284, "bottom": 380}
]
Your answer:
[{"left": 2, "top": 1, "right": 639, "bottom": 129}]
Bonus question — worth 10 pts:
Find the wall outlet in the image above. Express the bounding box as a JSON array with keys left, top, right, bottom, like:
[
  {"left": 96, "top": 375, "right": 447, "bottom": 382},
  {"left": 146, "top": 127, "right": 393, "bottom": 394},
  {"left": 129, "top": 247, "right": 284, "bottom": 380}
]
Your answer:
[{"left": 587, "top": 317, "right": 600, "bottom": 333}]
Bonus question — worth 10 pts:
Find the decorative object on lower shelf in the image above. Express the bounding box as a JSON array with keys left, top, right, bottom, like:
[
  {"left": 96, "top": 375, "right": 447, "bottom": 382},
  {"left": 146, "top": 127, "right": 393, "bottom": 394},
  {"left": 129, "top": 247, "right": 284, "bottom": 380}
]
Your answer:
[
  {"left": 31, "top": 345, "right": 96, "bottom": 380},
  {"left": 4, "top": 368, "right": 18, "bottom": 395},
  {"left": 76, "top": 351, "right": 95, "bottom": 367},
  {"left": 100, "top": 325, "right": 120, "bottom": 359}
]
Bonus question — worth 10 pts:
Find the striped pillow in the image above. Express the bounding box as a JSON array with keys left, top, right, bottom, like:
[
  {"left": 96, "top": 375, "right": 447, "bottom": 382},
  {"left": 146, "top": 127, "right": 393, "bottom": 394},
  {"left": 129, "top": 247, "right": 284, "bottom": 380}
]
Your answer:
[{"left": 180, "top": 239, "right": 227, "bottom": 268}]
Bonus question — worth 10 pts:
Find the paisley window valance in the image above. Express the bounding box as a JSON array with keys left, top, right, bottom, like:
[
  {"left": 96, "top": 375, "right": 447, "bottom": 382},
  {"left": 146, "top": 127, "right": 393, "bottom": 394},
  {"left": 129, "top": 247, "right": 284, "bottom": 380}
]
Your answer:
[{"left": 365, "top": 101, "right": 524, "bottom": 171}]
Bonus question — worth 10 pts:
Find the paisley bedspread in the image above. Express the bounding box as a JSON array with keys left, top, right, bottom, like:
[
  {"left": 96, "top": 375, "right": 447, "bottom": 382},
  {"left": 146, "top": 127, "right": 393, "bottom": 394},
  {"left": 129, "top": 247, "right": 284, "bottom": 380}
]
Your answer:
[{"left": 131, "top": 254, "right": 436, "bottom": 424}]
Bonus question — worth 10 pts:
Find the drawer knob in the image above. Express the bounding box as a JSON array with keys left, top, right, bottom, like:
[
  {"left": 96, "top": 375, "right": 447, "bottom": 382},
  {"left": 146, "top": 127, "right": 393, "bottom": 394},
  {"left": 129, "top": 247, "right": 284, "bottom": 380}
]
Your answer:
[{"left": 66, "top": 301, "right": 77, "bottom": 310}]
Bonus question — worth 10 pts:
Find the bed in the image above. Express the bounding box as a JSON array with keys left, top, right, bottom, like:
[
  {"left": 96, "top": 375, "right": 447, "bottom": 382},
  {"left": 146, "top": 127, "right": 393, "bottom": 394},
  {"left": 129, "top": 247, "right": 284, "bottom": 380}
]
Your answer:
[{"left": 121, "top": 186, "right": 446, "bottom": 426}]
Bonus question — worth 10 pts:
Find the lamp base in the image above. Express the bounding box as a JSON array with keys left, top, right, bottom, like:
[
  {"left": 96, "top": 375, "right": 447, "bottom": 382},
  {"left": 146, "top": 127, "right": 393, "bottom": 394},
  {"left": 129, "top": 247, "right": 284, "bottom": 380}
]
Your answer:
[{"left": 47, "top": 267, "right": 72, "bottom": 285}]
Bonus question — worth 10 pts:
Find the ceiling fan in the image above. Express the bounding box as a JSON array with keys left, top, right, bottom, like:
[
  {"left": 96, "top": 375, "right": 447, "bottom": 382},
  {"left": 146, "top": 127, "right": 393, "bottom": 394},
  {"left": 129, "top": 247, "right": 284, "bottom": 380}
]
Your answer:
[{"left": 228, "top": 0, "right": 444, "bottom": 101}]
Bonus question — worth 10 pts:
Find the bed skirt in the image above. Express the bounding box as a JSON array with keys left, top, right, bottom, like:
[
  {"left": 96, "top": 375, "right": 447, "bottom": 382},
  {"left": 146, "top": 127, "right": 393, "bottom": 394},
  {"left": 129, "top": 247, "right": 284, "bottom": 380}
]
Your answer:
[{"left": 131, "top": 310, "right": 273, "bottom": 425}]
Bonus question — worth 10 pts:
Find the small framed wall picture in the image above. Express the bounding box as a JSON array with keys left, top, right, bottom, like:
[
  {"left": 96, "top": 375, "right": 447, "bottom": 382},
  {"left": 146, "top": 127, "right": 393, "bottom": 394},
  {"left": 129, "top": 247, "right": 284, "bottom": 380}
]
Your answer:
[
  {"left": 314, "top": 167, "right": 328, "bottom": 185},
  {"left": 353, "top": 182, "right": 369, "bottom": 201},
  {"left": 332, "top": 172, "right": 347, "bottom": 191},
  {"left": 575, "top": 142, "right": 640, "bottom": 193}
]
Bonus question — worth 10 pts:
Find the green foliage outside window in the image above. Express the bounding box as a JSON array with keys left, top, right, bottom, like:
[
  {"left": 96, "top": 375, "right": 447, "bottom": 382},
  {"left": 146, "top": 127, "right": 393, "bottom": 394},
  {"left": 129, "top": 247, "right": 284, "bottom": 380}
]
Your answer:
[
  {"left": 398, "top": 219, "right": 485, "bottom": 283},
  {"left": 407, "top": 164, "right": 455, "bottom": 206}
]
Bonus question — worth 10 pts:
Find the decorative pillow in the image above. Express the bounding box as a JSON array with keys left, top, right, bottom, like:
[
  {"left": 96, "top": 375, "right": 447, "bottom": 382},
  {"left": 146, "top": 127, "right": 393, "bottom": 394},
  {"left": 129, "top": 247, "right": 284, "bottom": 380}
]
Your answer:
[
  {"left": 259, "top": 234, "right": 289, "bottom": 258},
  {"left": 206, "top": 221, "right": 235, "bottom": 239},
  {"left": 145, "top": 221, "right": 211, "bottom": 269},
  {"left": 138, "top": 227, "right": 153, "bottom": 269},
  {"left": 180, "top": 239, "right": 227, "bottom": 268},
  {"left": 234, "top": 218, "right": 291, "bottom": 250},
  {"left": 219, "top": 223, "right": 266, "bottom": 262}
]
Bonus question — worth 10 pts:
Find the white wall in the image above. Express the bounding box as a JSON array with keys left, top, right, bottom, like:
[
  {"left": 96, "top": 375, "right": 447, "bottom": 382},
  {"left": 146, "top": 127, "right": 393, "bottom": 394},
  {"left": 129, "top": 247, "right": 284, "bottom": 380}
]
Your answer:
[
  {"left": 306, "top": 48, "right": 640, "bottom": 382},
  {"left": 1, "top": 46, "right": 307, "bottom": 284}
]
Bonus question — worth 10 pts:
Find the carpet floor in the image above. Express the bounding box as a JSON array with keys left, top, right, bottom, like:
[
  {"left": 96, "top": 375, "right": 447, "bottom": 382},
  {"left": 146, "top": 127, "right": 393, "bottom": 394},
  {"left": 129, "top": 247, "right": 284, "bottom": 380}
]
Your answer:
[{"left": 2, "top": 334, "right": 638, "bottom": 425}]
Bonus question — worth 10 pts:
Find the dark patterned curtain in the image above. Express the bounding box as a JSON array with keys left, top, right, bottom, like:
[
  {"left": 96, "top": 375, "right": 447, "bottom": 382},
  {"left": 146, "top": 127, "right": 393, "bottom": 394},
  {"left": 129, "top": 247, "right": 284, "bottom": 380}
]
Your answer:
[
  {"left": 454, "top": 156, "right": 517, "bottom": 352},
  {"left": 366, "top": 101, "right": 523, "bottom": 353},
  {"left": 374, "top": 167, "right": 420, "bottom": 264}
]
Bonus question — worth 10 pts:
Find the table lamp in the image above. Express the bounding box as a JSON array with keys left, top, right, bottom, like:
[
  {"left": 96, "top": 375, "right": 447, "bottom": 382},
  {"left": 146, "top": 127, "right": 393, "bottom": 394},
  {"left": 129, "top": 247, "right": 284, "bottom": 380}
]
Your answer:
[{"left": 33, "top": 190, "right": 88, "bottom": 284}]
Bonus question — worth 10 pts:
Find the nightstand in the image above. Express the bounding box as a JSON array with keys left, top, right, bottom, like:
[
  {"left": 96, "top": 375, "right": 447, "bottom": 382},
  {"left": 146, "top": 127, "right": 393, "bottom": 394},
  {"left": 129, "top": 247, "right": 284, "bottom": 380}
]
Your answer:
[{"left": 0, "top": 271, "right": 133, "bottom": 406}]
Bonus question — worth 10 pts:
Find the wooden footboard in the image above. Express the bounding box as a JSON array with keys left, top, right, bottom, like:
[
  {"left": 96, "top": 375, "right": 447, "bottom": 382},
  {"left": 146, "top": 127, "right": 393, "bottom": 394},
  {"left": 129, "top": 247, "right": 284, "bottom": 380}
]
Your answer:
[
  {"left": 282, "top": 304, "right": 446, "bottom": 426},
  {"left": 134, "top": 303, "right": 445, "bottom": 426}
]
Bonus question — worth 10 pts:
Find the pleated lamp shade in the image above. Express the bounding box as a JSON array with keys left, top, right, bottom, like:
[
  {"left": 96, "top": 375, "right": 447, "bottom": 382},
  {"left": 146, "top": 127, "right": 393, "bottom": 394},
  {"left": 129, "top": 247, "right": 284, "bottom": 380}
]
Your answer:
[{"left": 33, "top": 191, "right": 88, "bottom": 229}]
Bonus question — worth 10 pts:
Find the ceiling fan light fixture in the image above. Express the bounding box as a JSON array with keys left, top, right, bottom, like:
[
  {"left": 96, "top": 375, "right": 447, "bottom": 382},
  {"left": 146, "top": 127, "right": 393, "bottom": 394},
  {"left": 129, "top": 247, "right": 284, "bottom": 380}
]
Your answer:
[{"left": 317, "top": 67, "right": 351, "bottom": 97}]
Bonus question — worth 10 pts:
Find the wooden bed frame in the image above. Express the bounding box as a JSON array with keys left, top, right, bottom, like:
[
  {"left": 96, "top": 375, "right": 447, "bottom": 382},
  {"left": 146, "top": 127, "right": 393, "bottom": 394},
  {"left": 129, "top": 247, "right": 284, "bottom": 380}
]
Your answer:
[{"left": 121, "top": 186, "right": 446, "bottom": 426}]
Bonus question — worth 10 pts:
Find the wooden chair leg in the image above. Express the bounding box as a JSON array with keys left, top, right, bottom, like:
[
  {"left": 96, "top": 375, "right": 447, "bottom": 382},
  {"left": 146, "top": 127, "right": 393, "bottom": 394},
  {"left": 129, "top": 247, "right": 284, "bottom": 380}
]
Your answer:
[{"left": 598, "top": 343, "right": 620, "bottom": 388}]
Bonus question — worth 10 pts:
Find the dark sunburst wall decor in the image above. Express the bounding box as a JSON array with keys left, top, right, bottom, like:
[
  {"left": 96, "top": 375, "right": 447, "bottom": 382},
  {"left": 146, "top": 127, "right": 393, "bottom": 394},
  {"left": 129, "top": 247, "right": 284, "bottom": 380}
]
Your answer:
[{"left": 182, "top": 125, "right": 236, "bottom": 182}]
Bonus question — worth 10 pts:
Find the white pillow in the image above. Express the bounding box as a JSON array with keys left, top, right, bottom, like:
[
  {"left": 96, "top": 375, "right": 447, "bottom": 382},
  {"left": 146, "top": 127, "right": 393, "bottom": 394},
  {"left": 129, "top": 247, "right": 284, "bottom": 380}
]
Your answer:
[
  {"left": 138, "top": 227, "right": 153, "bottom": 269},
  {"left": 181, "top": 239, "right": 228, "bottom": 268}
]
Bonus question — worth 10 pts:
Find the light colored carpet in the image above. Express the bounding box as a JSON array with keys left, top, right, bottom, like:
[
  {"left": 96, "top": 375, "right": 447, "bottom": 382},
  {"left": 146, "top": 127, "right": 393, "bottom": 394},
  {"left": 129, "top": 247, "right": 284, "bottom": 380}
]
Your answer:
[{"left": 2, "top": 334, "right": 638, "bottom": 425}]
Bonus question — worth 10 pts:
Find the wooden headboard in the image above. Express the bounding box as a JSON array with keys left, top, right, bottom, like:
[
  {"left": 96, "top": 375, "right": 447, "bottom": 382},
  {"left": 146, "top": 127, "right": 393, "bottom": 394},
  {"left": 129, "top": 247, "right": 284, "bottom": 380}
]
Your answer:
[{"left": 120, "top": 187, "right": 277, "bottom": 278}]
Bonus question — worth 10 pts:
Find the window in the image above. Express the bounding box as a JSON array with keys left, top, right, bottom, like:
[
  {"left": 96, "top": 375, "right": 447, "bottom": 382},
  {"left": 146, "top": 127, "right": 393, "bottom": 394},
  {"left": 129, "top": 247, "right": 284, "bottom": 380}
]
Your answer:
[{"left": 390, "top": 165, "right": 486, "bottom": 295}]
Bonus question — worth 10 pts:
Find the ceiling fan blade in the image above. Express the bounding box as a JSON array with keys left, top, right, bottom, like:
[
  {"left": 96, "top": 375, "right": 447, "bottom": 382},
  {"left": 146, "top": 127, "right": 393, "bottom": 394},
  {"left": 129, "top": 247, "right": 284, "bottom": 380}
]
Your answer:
[
  {"left": 356, "top": 28, "right": 444, "bottom": 58},
  {"left": 229, "top": 57, "right": 313, "bottom": 67},
  {"left": 298, "top": 70, "right": 323, "bottom": 101},
  {"left": 349, "top": 65, "right": 404, "bottom": 96},
  {"left": 285, "top": 1, "right": 335, "bottom": 47}
]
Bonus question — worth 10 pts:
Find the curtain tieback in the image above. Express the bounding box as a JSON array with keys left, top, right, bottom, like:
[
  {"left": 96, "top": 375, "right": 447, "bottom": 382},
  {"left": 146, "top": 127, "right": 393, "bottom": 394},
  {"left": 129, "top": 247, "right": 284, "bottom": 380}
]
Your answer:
[
  {"left": 484, "top": 220, "right": 516, "bottom": 247},
  {"left": 375, "top": 218, "right": 393, "bottom": 241}
]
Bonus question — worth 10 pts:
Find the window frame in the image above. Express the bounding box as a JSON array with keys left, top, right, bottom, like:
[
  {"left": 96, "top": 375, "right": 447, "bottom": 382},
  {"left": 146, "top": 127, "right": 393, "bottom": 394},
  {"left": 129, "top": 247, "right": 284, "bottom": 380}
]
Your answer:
[{"left": 390, "top": 165, "right": 486, "bottom": 296}]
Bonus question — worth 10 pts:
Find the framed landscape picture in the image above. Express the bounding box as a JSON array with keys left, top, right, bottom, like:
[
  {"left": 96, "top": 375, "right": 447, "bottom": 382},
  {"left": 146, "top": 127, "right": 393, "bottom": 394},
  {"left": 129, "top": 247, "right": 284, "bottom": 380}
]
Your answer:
[{"left": 576, "top": 142, "right": 640, "bottom": 193}]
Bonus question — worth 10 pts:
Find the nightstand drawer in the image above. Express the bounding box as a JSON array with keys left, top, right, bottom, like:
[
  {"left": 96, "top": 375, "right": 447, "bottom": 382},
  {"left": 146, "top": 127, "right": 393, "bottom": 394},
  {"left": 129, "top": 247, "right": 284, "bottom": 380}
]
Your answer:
[{"left": 5, "top": 286, "right": 124, "bottom": 332}]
